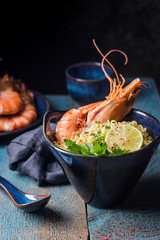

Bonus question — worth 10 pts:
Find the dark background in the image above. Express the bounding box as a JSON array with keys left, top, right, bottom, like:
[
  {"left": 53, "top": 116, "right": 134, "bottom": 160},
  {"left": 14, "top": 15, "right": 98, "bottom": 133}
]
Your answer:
[{"left": 0, "top": 0, "right": 160, "bottom": 94}]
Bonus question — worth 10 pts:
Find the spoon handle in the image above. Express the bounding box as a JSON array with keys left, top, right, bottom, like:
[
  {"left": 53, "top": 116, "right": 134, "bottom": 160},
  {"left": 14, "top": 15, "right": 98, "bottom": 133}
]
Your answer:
[
  {"left": 0, "top": 176, "right": 20, "bottom": 202},
  {"left": 0, "top": 176, "right": 35, "bottom": 205}
]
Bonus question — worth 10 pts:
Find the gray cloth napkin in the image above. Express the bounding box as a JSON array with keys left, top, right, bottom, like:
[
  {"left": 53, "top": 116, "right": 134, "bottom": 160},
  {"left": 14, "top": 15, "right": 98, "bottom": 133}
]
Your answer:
[{"left": 7, "top": 125, "right": 68, "bottom": 186}]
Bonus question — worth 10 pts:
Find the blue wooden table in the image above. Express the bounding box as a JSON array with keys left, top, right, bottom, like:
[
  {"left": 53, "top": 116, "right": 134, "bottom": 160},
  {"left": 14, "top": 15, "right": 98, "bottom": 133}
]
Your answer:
[{"left": 0, "top": 78, "right": 159, "bottom": 240}]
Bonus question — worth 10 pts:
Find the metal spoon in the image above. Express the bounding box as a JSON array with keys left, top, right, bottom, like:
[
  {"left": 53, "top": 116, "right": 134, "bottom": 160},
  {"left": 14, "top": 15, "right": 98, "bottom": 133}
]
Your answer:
[{"left": 0, "top": 176, "right": 50, "bottom": 212}]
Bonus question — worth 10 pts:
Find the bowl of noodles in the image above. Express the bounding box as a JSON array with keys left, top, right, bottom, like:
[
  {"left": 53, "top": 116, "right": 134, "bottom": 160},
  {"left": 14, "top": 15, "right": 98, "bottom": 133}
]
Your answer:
[{"left": 43, "top": 109, "right": 160, "bottom": 208}]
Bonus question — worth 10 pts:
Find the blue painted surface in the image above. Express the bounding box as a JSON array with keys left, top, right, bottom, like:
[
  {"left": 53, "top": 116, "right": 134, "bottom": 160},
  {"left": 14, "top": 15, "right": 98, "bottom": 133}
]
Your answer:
[
  {"left": 0, "top": 77, "right": 159, "bottom": 239},
  {"left": 0, "top": 94, "right": 87, "bottom": 240},
  {"left": 87, "top": 78, "right": 160, "bottom": 240},
  {"left": 45, "top": 94, "right": 79, "bottom": 110}
]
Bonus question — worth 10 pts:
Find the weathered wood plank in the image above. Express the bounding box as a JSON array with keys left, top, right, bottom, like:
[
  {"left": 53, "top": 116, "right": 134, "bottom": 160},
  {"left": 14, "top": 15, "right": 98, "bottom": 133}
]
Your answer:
[
  {"left": 87, "top": 78, "right": 160, "bottom": 240},
  {"left": 0, "top": 172, "right": 88, "bottom": 240},
  {"left": 130, "top": 78, "right": 160, "bottom": 118},
  {"left": 45, "top": 94, "right": 79, "bottom": 111},
  {"left": 0, "top": 77, "right": 159, "bottom": 240},
  {"left": 0, "top": 93, "right": 88, "bottom": 240}
]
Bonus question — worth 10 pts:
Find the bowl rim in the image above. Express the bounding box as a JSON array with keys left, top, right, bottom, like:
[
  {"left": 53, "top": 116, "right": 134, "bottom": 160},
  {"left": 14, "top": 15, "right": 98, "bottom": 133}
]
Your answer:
[
  {"left": 65, "top": 61, "right": 113, "bottom": 83},
  {"left": 43, "top": 108, "right": 160, "bottom": 159}
]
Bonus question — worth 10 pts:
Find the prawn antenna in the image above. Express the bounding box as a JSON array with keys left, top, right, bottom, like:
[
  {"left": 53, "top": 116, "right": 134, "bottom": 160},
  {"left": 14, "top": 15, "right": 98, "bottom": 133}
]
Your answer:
[{"left": 93, "top": 39, "right": 128, "bottom": 97}]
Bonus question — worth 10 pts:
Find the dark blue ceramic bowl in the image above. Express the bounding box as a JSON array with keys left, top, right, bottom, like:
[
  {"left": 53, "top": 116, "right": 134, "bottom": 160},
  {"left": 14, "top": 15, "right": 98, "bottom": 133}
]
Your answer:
[
  {"left": 65, "top": 62, "right": 113, "bottom": 105},
  {"left": 43, "top": 109, "right": 160, "bottom": 209}
]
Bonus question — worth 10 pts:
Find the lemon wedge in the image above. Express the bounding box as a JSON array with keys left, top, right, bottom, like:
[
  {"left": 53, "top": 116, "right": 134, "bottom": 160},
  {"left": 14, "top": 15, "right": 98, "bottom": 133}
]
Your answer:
[{"left": 105, "top": 124, "right": 143, "bottom": 152}]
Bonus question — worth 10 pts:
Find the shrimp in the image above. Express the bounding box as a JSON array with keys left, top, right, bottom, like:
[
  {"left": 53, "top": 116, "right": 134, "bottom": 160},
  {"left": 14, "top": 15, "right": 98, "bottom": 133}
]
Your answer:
[
  {"left": 56, "top": 42, "right": 143, "bottom": 144},
  {"left": 0, "top": 74, "right": 24, "bottom": 115},
  {"left": 0, "top": 83, "right": 37, "bottom": 131},
  {"left": 56, "top": 102, "right": 102, "bottom": 142}
]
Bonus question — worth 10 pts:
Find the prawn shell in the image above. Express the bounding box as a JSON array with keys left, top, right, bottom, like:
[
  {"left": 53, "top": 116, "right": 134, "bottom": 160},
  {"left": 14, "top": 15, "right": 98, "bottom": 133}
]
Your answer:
[{"left": 0, "top": 91, "right": 24, "bottom": 115}]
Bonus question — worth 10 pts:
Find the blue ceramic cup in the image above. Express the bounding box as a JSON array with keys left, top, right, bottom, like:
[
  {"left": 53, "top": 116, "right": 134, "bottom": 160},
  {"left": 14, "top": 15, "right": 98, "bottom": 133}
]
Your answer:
[{"left": 65, "top": 62, "right": 113, "bottom": 105}]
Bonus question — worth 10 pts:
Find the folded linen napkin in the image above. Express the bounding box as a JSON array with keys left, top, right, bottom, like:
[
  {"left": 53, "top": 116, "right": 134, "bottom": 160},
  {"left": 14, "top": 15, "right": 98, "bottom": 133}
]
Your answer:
[{"left": 7, "top": 125, "right": 68, "bottom": 186}]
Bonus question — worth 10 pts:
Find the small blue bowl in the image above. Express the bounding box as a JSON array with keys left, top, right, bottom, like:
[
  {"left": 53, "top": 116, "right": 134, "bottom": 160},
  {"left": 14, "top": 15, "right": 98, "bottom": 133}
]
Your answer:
[
  {"left": 65, "top": 62, "right": 113, "bottom": 105},
  {"left": 43, "top": 109, "right": 160, "bottom": 209}
]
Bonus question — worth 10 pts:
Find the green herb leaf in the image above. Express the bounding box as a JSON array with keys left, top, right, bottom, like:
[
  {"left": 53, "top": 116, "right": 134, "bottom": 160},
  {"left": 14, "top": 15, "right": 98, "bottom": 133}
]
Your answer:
[
  {"left": 90, "top": 133, "right": 95, "bottom": 136},
  {"left": 99, "top": 136, "right": 105, "bottom": 141},
  {"left": 109, "top": 144, "right": 130, "bottom": 155},
  {"left": 149, "top": 136, "right": 153, "bottom": 141},
  {"left": 97, "top": 130, "right": 101, "bottom": 134},
  {"left": 64, "top": 139, "right": 130, "bottom": 156},
  {"left": 64, "top": 139, "right": 82, "bottom": 154},
  {"left": 105, "top": 126, "right": 111, "bottom": 129},
  {"left": 94, "top": 135, "right": 99, "bottom": 141}
]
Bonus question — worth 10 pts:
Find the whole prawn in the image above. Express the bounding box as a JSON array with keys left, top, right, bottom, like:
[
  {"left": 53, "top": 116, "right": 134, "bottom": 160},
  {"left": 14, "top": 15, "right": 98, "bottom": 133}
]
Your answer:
[
  {"left": 56, "top": 41, "right": 144, "bottom": 144},
  {"left": 0, "top": 74, "right": 24, "bottom": 115},
  {"left": 0, "top": 82, "right": 37, "bottom": 131}
]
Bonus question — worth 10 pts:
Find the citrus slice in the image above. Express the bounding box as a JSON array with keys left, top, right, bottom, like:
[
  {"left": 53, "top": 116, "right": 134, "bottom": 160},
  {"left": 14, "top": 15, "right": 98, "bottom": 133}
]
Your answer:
[{"left": 105, "top": 124, "right": 143, "bottom": 152}]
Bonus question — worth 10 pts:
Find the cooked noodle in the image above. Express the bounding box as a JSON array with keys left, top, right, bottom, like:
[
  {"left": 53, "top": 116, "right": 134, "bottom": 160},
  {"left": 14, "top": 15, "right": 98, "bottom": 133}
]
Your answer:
[{"left": 55, "top": 120, "right": 152, "bottom": 151}]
